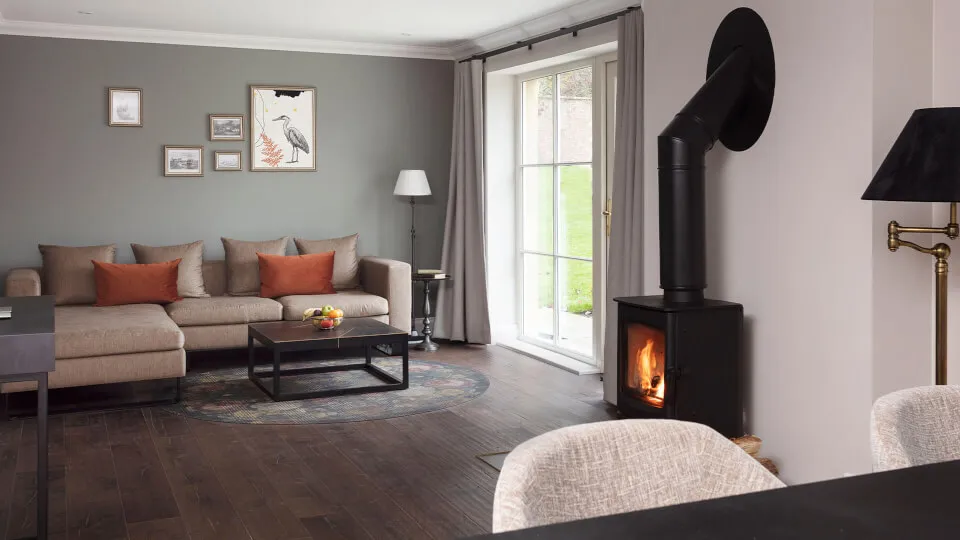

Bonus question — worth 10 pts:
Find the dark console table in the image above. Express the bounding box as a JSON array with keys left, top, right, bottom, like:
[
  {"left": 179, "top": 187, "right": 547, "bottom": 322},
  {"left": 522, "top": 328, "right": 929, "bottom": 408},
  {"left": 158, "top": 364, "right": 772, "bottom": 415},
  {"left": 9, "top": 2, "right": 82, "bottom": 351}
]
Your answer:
[
  {"left": 475, "top": 459, "right": 960, "bottom": 539},
  {"left": 0, "top": 296, "right": 54, "bottom": 540}
]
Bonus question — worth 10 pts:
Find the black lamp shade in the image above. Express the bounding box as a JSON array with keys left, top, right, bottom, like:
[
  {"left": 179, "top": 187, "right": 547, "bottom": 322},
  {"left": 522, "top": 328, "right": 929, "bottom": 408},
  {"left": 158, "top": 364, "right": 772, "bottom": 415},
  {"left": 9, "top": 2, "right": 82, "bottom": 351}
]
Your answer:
[{"left": 863, "top": 107, "right": 960, "bottom": 202}]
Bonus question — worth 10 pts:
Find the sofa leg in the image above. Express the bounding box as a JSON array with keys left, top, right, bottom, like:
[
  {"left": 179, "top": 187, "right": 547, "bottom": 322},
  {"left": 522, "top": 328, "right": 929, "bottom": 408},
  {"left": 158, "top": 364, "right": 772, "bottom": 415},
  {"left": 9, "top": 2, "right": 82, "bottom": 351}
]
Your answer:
[
  {"left": 0, "top": 393, "right": 8, "bottom": 422},
  {"left": 174, "top": 377, "right": 182, "bottom": 404}
]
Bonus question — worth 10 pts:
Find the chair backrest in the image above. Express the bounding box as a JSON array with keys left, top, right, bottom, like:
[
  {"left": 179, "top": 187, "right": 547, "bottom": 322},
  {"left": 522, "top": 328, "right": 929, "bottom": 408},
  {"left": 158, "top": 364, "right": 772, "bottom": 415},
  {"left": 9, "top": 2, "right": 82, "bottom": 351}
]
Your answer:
[
  {"left": 871, "top": 385, "right": 960, "bottom": 471},
  {"left": 492, "top": 419, "right": 784, "bottom": 532}
]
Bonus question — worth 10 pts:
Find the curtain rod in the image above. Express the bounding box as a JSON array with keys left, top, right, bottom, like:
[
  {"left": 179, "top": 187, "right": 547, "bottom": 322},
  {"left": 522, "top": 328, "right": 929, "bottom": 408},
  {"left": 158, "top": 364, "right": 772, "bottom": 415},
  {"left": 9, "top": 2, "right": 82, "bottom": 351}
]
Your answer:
[{"left": 459, "top": 5, "right": 639, "bottom": 63}]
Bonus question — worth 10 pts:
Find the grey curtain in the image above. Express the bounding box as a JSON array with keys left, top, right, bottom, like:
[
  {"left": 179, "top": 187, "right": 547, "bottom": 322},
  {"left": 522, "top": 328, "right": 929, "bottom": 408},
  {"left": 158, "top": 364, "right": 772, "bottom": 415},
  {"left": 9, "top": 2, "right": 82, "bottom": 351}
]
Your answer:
[
  {"left": 435, "top": 60, "right": 492, "bottom": 344},
  {"left": 604, "top": 9, "right": 645, "bottom": 402}
]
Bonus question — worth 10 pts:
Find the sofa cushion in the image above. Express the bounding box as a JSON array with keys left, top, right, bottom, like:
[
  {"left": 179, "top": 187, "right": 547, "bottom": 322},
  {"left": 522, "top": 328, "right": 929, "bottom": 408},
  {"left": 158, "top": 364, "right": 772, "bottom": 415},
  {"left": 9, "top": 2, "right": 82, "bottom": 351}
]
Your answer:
[
  {"left": 132, "top": 240, "right": 210, "bottom": 298},
  {"left": 258, "top": 252, "right": 335, "bottom": 298},
  {"left": 93, "top": 259, "right": 182, "bottom": 306},
  {"left": 55, "top": 304, "right": 184, "bottom": 359},
  {"left": 165, "top": 296, "right": 282, "bottom": 327},
  {"left": 294, "top": 234, "right": 360, "bottom": 289},
  {"left": 222, "top": 237, "right": 289, "bottom": 296},
  {"left": 39, "top": 244, "right": 117, "bottom": 305},
  {"left": 277, "top": 290, "right": 388, "bottom": 321}
]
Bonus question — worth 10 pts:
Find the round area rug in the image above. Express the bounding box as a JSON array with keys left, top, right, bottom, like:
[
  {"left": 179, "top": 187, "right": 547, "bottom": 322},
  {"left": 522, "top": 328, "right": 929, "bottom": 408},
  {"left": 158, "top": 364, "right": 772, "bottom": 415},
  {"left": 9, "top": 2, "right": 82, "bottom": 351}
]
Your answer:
[{"left": 161, "top": 358, "right": 489, "bottom": 425}]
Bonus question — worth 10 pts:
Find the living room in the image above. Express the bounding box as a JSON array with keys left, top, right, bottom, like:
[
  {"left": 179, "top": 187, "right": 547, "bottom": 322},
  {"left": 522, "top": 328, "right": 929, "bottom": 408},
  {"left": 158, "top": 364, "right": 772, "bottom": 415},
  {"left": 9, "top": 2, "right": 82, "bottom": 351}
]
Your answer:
[{"left": 1, "top": 0, "right": 960, "bottom": 539}]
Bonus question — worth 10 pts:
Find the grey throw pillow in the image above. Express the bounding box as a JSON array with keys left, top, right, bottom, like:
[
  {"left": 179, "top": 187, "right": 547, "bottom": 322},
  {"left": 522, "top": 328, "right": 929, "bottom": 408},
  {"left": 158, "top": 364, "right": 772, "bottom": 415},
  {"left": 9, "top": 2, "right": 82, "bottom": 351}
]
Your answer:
[
  {"left": 294, "top": 233, "right": 360, "bottom": 289},
  {"left": 221, "top": 237, "right": 289, "bottom": 296},
  {"left": 131, "top": 240, "right": 210, "bottom": 298},
  {"left": 38, "top": 244, "right": 117, "bottom": 305}
]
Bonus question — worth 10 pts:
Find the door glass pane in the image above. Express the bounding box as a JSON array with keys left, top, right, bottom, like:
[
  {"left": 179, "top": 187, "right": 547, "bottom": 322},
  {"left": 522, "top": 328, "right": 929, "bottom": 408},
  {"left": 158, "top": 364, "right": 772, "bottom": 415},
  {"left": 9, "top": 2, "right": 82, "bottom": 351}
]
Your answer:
[
  {"left": 558, "top": 67, "right": 593, "bottom": 163},
  {"left": 558, "top": 165, "right": 592, "bottom": 259},
  {"left": 558, "top": 258, "right": 593, "bottom": 356},
  {"left": 522, "top": 254, "right": 555, "bottom": 342},
  {"left": 522, "top": 167, "right": 554, "bottom": 253},
  {"left": 522, "top": 76, "right": 554, "bottom": 164}
]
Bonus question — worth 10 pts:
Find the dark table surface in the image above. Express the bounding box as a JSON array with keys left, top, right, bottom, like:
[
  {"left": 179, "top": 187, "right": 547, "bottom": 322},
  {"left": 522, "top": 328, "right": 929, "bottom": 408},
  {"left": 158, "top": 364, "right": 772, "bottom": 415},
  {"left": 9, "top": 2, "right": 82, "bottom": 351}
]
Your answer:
[
  {"left": 474, "top": 459, "right": 960, "bottom": 539},
  {"left": 0, "top": 295, "right": 55, "bottom": 376},
  {"left": 249, "top": 318, "right": 407, "bottom": 346}
]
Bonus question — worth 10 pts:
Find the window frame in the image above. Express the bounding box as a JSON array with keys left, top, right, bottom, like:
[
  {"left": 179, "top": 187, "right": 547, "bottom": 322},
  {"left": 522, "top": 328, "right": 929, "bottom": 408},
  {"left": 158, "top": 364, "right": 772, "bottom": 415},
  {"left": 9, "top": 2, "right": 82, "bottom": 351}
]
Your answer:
[{"left": 514, "top": 58, "right": 600, "bottom": 364}]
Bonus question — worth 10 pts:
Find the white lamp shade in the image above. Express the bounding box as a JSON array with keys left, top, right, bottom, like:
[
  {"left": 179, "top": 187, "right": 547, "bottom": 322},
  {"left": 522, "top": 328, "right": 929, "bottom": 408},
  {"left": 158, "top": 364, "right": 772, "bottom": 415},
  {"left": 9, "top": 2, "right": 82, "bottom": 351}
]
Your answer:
[{"left": 394, "top": 170, "right": 432, "bottom": 197}]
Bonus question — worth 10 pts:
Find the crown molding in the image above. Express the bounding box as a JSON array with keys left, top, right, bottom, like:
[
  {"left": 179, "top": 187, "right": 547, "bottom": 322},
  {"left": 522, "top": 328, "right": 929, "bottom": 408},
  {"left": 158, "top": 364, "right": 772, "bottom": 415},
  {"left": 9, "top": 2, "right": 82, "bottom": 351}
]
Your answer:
[
  {"left": 450, "top": 0, "right": 635, "bottom": 60},
  {"left": 0, "top": 12, "right": 454, "bottom": 60}
]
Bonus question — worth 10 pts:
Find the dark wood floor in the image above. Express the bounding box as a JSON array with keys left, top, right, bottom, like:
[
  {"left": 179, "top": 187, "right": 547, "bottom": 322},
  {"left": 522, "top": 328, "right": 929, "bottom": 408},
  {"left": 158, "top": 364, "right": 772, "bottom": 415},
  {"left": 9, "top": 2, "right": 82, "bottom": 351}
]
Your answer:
[{"left": 0, "top": 344, "right": 615, "bottom": 540}]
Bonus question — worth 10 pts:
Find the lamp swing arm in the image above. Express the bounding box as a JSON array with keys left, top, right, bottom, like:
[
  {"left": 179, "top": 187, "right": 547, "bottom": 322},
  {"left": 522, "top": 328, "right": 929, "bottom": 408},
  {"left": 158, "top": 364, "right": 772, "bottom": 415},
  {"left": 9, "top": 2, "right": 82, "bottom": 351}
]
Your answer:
[{"left": 887, "top": 202, "right": 960, "bottom": 246}]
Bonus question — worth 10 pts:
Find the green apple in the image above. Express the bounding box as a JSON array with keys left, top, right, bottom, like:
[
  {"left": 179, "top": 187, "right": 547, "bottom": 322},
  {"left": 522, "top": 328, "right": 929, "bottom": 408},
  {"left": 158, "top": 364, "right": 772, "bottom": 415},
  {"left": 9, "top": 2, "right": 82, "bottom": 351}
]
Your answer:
[{"left": 321, "top": 305, "right": 335, "bottom": 316}]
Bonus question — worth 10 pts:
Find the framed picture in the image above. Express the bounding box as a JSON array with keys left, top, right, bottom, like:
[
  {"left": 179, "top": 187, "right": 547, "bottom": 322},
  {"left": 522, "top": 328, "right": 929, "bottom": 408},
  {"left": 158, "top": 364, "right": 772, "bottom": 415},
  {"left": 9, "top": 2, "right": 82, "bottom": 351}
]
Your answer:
[
  {"left": 108, "top": 88, "right": 142, "bottom": 127},
  {"left": 209, "top": 114, "right": 245, "bottom": 141},
  {"left": 250, "top": 85, "right": 316, "bottom": 171},
  {"left": 214, "top": 151, "right": 242, "bottom": 171},
  {"left": 164, "top": 146, "right": 203, "bottom": 177}
]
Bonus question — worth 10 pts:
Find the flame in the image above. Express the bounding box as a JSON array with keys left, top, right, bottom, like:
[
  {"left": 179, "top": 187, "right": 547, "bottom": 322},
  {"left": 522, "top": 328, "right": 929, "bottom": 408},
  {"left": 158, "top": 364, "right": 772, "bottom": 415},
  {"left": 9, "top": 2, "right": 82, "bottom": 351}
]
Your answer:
[{"left": 635, "top": 338, "right": 665, "bottom": 405}]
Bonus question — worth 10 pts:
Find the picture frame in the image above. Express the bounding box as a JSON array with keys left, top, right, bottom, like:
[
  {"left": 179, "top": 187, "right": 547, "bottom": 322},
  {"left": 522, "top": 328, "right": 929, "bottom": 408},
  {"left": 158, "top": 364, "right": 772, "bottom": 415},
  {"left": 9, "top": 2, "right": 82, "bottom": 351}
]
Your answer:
[
  {"left": 214, "top": 151, "right": 242, "bottom": 171},
  {"left": 164, "top": 146, "right": 203, "bottom": 177},
  {"left": 209, "top": 114, "right": 245, "bottom": 141},
  {"left": 250, "top": 85, "right": 317, "bottom": 172},
  {"left": 108, "top": 88, "right": 142, "bottom": 127}
]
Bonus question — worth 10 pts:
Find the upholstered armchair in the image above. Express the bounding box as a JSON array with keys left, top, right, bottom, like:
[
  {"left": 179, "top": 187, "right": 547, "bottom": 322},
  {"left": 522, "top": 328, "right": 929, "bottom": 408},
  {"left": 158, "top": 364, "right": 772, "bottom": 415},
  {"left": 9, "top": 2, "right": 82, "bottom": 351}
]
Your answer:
[
  {"left": 492, "top": 419, "right": 785, "bottom": 532},
  {"left": 871, "top": 385, "right": 960, "bottom": 471}
]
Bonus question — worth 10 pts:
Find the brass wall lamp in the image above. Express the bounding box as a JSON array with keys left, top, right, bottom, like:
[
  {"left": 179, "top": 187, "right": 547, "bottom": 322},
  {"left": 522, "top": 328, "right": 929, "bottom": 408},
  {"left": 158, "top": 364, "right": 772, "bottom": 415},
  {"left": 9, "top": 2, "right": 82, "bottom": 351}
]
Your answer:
[{"left": 863, "top": 108, "right": 960, "bottom": 385}]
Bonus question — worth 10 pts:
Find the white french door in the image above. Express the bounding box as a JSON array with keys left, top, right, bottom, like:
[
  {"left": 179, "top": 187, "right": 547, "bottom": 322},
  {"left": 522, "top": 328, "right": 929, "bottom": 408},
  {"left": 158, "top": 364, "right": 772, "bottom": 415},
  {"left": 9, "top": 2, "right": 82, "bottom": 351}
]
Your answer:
[{"left": 516, "top": 56, "right": 614, "bottom": 366}]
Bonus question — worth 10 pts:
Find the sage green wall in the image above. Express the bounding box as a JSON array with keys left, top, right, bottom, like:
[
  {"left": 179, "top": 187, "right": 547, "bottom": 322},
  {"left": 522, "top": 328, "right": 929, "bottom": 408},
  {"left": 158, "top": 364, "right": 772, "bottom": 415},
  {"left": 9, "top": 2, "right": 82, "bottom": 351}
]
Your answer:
[{"left": 0, "top": 35, "right": 453, "bottom": 284}]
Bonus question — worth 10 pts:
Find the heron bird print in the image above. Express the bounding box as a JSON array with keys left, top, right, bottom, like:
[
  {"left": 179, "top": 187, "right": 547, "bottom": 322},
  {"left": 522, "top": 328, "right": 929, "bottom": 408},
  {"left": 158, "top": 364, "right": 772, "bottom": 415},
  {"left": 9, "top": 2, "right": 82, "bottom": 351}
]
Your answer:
[
  {"left": 273, "top": 115, "right": 309, "bottom": 163},
  {"left": 250, "top": 85, "right": 317, "bottom": 171}
]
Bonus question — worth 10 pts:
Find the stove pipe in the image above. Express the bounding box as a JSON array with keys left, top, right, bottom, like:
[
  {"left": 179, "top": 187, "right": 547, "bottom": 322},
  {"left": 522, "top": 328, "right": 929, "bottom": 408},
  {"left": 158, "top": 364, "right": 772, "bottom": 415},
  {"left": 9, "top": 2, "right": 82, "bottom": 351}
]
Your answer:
[{"left": 657, "top": 8, "right": 775, "bottom": 304}]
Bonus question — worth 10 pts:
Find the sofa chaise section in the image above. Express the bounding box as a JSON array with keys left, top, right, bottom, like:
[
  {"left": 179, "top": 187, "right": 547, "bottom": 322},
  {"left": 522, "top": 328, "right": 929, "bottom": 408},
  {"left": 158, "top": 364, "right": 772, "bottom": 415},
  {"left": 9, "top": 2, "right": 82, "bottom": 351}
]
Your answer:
[{"left": 2, "top": 269, "right": 185, "bottom": 393}]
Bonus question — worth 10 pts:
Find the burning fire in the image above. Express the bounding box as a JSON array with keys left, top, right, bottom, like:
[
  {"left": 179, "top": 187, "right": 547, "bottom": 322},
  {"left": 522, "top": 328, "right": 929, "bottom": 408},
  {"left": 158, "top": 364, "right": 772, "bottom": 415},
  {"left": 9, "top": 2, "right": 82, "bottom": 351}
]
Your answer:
[{"left": 634, "top": 338, "right": 665, "bottom": 406}]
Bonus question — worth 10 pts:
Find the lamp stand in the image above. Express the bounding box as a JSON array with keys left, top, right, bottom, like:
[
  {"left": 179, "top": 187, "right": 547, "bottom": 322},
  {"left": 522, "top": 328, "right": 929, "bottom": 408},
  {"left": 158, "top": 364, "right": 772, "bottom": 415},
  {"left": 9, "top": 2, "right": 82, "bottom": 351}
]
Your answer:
[
  {"left": 409, "top": 196, "right": 419, "bottom": 337},
  {"left": 887, "top": 202, "right": 958, "bottom": 385}
]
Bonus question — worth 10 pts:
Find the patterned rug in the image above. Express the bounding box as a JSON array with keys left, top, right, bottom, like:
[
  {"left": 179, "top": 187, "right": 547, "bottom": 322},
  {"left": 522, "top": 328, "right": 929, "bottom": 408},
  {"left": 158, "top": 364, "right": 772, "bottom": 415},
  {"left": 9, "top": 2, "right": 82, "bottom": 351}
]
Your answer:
[{"left": 162, "top": 358, "right": 489, "bottom": 425}]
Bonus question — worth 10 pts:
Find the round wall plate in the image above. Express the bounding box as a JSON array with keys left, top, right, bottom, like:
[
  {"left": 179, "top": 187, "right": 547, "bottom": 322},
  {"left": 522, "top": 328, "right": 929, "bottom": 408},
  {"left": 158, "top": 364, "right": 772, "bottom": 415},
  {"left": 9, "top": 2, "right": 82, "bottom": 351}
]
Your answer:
[{"left": 707, "top": 7, "right": 776, "bottom": 152}]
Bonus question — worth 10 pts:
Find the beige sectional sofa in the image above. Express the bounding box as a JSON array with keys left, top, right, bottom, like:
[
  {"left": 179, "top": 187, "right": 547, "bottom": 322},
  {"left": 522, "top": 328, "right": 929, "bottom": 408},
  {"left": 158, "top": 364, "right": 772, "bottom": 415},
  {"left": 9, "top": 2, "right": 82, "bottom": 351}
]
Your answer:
[{"left": 2, "top": 257, "right": 411, "bottom": 394}]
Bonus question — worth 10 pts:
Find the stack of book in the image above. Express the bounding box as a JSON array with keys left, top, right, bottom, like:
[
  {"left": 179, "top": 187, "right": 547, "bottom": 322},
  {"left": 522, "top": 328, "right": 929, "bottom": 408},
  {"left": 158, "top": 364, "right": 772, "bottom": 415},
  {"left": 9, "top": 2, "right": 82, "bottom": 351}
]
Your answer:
[{"left": 415, "top": 269, "right": 447, "bottom": 279}]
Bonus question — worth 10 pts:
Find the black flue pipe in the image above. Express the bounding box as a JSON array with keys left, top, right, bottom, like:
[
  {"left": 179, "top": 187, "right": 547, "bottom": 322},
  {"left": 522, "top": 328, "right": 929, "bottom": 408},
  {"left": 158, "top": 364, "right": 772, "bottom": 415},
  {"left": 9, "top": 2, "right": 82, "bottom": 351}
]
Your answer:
[{"left": 658, "top": 48, "right": 751, "bottom": 304}]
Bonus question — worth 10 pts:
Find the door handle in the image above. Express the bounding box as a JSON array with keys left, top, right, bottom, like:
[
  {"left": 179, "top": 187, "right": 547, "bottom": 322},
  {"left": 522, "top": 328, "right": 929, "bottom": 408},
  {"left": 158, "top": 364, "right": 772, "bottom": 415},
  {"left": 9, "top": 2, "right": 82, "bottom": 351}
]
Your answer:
[{"left": 602, "top": 199, "right": 612, "bottom": 237}]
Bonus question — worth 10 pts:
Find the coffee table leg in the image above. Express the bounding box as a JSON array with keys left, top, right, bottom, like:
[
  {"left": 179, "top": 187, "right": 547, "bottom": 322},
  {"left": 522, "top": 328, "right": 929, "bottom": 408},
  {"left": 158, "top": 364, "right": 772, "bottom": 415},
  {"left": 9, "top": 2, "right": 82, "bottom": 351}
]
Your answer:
[
  {"left": 247, "top": 335, "right": 255, "bottom": 379},
  {"left": 365, "top": 345, "right": 372, "bottom": 365},
  {"left": 37, "top": 373, "right": 48, "bottom": 540},
  {"left": 401, "top": 339, "right": 409, "bottom": 389},
  {"left": 272, "top": 349, "right": 281, "bottom": 400}
]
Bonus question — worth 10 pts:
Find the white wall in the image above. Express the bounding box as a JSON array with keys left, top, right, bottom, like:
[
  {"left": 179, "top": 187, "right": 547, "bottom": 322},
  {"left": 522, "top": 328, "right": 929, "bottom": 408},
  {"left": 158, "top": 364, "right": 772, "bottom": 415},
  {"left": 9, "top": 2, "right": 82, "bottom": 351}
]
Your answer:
[
  {"left": 933, "top": 0, "right": 960, "bottom": 384},
  {"left": 643, "top": 0, "right": 906, "bottom": 484},
  {"left": 871, "top": 0, "right": 934, "bottom": 399},
  {"left": 486, "top": 73, "right": 520, "bottom": 341}
]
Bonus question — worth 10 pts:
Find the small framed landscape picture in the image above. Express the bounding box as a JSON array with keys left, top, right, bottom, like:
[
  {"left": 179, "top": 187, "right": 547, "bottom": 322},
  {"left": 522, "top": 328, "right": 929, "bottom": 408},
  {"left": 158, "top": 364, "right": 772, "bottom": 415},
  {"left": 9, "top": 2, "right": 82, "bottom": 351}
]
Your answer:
[
  {"left": 209, "top": 114, "right": 245, "bottom": 141},
  {"left": 164, "top": 146, "right": 203, "bottom": 177},
  {"left": 108, "top": 88, "right": 142, "bottom": 127},
  {"left": 214, "top": 151, "right": 242, "bottom": 171}
]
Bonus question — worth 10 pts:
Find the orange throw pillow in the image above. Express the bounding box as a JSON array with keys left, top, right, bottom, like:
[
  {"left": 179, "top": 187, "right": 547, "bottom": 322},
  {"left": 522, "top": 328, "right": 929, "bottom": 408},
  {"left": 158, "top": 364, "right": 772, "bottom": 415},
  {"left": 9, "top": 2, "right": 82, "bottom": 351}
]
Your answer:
[
  {"left": 93, "top": 259, "right": 182, "bottom": 306},
  {"left": 258, "top": 251, "right": 336, "bottom": 298}
]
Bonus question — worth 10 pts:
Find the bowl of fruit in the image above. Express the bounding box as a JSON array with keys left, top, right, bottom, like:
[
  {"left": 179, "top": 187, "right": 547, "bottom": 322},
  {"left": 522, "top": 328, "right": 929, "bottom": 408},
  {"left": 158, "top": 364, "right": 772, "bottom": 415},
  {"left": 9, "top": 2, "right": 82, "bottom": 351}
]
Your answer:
[{"left": 302, "top": 305, "right": 344, "bottom": 330}]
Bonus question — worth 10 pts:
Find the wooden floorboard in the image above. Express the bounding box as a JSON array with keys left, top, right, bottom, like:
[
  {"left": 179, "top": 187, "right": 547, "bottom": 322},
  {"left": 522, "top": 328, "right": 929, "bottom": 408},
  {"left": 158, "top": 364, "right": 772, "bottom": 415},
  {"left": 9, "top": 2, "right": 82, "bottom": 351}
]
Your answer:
[{"left": 0, "top": 344, "right": 614, "bottom": 539}]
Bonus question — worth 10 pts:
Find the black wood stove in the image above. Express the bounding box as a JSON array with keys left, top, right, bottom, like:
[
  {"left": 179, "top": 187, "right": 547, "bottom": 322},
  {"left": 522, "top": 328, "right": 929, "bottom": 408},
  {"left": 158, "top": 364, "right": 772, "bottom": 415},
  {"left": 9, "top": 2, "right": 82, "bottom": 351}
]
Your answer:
[{"left": 614, "top": 8, "right": 775, "bottom": 439}]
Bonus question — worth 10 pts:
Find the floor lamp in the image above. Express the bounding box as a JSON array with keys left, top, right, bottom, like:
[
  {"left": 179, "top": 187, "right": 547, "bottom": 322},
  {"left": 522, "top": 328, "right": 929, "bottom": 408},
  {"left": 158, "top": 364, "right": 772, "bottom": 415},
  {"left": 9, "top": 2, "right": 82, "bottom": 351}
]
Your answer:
[
  {"left": 862, "top": 107, "right": 960, "bottom": 385},
  {"left": 395, "top": 170, "right": 432, "bottom": 334}
]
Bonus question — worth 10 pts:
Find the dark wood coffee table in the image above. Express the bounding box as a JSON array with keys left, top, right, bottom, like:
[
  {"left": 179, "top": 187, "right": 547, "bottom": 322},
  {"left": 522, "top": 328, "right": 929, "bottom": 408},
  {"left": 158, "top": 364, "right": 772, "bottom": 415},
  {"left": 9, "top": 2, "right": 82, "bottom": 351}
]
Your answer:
[{"left": 247, "top": 318, "right": 409, "bottom": 402}]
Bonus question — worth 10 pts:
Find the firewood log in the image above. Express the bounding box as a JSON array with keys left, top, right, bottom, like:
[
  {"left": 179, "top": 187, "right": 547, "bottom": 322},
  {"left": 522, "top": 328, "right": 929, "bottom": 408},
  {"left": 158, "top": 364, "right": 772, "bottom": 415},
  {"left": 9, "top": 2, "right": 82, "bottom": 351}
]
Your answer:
[{"left": 731, "top": 435, "right": 762, "bottom": 456}]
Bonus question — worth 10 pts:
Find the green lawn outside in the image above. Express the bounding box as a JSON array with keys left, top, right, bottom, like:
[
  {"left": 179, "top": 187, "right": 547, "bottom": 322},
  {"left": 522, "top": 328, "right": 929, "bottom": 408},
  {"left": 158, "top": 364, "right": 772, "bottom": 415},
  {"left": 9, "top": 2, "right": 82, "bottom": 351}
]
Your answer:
[{"left": 528, "top": 166, "right": 593, "bottom": 315}]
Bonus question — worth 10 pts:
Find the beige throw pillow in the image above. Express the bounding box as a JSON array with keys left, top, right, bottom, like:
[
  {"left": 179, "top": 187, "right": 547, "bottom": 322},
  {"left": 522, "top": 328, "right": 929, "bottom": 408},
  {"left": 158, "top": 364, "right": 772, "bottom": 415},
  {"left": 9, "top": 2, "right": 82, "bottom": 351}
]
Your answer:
[
  {"left": 131, "top": 240, "right": 209, "bottom": 298},
  {"left": 39, "top": 244, "right": 117, "bottom": 305},
  {"left": 222, "top": 237, "right": 289, "bottom": 296},
  {"left": 294, "top": 233, "right": 360, "bottom": 289}
]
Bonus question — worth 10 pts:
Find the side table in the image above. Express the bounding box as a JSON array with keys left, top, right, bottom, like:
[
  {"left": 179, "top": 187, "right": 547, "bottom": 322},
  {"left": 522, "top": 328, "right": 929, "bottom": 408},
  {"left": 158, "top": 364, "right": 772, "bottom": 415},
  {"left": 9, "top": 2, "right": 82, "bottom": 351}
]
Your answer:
[
  {"left": 412, "top": 274, "right": 450, "bottom": 352},
  {"left": 0, "top": 296, "right": 54, "bottom": 540}
]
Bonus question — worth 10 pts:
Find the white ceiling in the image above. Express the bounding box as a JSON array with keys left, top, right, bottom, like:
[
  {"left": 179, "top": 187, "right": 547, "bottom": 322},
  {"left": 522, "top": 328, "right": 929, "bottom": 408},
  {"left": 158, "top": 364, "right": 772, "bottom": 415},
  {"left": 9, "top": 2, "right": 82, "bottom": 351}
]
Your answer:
[{"left": 0, "top": 0, "right": 635, "bottom": 59}]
